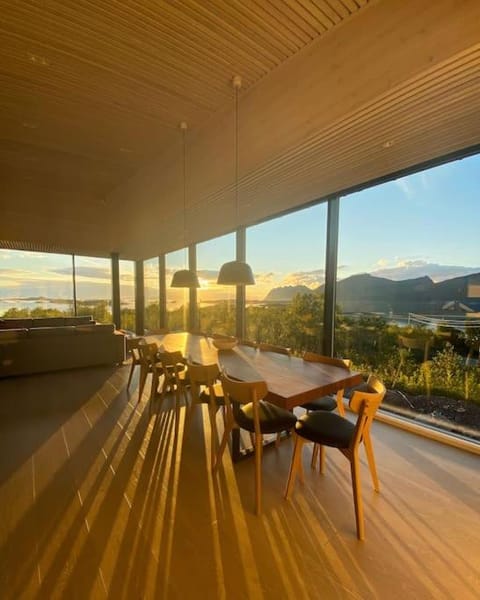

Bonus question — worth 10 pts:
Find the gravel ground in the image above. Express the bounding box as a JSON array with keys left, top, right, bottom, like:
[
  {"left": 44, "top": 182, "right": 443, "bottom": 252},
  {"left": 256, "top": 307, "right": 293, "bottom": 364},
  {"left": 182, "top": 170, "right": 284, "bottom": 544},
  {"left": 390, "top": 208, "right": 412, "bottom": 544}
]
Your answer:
[{"left": 383, "top": 389, "right": 480, "bottom": 441}]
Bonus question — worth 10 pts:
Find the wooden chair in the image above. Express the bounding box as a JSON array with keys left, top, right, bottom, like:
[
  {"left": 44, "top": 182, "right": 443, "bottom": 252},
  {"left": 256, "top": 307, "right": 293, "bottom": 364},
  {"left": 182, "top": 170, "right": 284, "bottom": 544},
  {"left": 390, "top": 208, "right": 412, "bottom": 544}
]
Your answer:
[
  {"left": 215, "top": 372, "right": 297, "bottom": 515},
  {"left": 301, "top": 352, "right": 352, "bottom": 468},
  {"left": 137, "top": 342, "right": 163, "bottom": 413},
  {"left": 258, "top": 342, "right": 292, "bottom": 446},
  {"left": 187, "top": 362, "right": 225, "bottom": 468},
  {"left": 258, "top": 342, "right": 291, "bottom": 356},
  {"left": 156, "top": 349, "right": 189, "bottom": 408},
  {"left": 285, "top": 375, "right": 386, "bottom": 540},
  {"left": 126, "top": 336, "right": 145, "bottom": 392}
]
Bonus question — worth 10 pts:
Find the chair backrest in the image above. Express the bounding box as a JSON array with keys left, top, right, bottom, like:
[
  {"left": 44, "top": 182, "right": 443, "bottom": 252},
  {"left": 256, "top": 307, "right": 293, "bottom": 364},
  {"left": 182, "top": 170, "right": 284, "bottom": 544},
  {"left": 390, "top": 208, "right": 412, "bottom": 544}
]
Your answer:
[
  {"left": 156, "top": 350, "right": 185, "bottom": 380},
  {"left": 303, "top": 351, "right": 351, "bottom": 369},
  {"left": 187, "top": 362, "right": 220, "bottom": 403},
  {"left": 220, "top": 372, "right": 268, "bottom": 406},
  {"left": 349, "top": 375, "right": 386, "bottom": 450},
  {"left": 126, "top": 336, "right": 145, "bottom": 356},
  {"left": 138, "top": 342, "right": 158, "bottom": 365},
  {"left": 258, "top": 343, "right": 291, "bottom": 356}
]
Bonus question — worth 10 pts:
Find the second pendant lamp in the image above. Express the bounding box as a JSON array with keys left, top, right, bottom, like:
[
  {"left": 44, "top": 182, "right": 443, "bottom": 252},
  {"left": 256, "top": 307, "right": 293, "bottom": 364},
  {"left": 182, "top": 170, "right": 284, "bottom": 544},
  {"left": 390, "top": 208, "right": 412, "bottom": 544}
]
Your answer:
[
  {"left": 217, "top": 76, "right": 255, "bottom": 287},
  {"left": 171, "top": 121, "right": 200, "bottom": 289}
]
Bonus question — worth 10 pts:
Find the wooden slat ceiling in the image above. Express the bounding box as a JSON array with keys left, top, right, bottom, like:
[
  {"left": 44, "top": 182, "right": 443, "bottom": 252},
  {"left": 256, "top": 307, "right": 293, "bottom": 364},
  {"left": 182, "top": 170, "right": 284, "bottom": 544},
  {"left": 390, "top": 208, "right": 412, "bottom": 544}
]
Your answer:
[
  {"left": 1, "top": 0, "right": 479, "bottom": 259},
  {"left": 0, "top": 0, "right": 368, "bottom": 212}
]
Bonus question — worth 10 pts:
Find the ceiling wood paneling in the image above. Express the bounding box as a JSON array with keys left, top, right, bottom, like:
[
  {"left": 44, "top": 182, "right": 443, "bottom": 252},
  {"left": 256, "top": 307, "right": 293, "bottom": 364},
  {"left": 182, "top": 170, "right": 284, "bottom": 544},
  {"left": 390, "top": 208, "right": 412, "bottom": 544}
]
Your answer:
[{"left": 1, "top": 0, "right": 480, "bottom": 259}]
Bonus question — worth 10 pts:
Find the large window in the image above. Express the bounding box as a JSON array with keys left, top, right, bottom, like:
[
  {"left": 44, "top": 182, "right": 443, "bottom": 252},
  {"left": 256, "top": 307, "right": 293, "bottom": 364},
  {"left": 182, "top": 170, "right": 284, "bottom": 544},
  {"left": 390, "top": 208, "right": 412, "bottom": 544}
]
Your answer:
[
  {"left": 74, "top": 256, "right": 112, "bottom": 322},
  {"left": 165, "top": 249, "right": 189, "bottom": 331},
  {"left": 197, "top": 233, "right": 236, "bottom": 335},
  {"left": 119, "top": 260, "right": 135, "bottom": 331},
  {"left": 336, "top": 153, "right": 480, "bottom": 441},
  {"left": 246, "top": 204, "right": 328, "bottom": 351},
  {"left": 144, "top": 257, "right": 159, "bottom": 331},
  {"left": 0, "top": 249, "right": 74, "bottom": 317}
]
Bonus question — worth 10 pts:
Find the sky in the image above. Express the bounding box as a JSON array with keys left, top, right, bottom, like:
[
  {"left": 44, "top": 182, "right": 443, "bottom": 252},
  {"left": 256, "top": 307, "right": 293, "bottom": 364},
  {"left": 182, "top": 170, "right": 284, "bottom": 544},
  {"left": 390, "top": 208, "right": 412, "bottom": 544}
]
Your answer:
[{"left": 1, "top": 153, "right": 479, "bottom": 309}]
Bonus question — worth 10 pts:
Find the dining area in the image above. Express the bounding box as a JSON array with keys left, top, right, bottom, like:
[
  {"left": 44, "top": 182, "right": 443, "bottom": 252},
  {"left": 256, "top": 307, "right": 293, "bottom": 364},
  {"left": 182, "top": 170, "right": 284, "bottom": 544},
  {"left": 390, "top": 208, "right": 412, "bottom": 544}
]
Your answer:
[{"left": 126, "top": 331, "right": 385, "bottom": 540}]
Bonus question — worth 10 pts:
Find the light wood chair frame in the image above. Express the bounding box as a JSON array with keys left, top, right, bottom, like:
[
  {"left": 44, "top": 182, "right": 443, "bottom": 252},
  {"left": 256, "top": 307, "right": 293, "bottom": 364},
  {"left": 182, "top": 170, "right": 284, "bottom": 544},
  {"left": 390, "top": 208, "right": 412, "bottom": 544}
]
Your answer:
[
  {"left": 155, "top": 349, "right": 189, "bottom": 409},
  {"left": 187, "top": 362, "right": 223, "bottom": 468},
  {"left": 214, "top": 372, "right": 270, "bottom": 515},
  {"left": 126, "top": 336, "right": 145, "bottom": 394},
  {"left": 303, "top": 351, "right": 352, "bottom": 469},
  {"left": 285, "top": 375, "right": 386, "bottom": 540}
]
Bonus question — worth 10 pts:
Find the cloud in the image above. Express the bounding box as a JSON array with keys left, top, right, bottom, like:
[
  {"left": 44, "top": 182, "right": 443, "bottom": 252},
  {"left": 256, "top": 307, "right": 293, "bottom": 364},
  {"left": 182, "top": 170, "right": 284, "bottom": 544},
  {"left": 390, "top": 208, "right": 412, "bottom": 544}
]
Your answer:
[
  {"left": 371, "top": 259, "right": 480, "bottom": 282},
  {"left": 280, "top": 269, "right": 325, "bottom": 288},
  {"left": 52, "top": 266, "right": 110, "bottom": 279}
]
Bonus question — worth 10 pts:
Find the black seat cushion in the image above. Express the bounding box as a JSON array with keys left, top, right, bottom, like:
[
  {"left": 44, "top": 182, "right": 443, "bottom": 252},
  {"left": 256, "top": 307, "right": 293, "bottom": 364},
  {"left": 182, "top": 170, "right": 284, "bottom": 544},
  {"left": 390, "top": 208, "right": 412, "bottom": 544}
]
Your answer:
[
  {"left": 199, "top": 383, "right": 225, "bottom": 406},
  {"left": 344, "top": 381, "right": 375, "bottom": 399},
  {"left": 302, "top": 394, "right": 336, "bottom": 412},
  {"left": 235, "top": 400, "right": 297, "bottom": 434},
  {"left": 295, "top": 412, "right": 354, "bottom": 448}
]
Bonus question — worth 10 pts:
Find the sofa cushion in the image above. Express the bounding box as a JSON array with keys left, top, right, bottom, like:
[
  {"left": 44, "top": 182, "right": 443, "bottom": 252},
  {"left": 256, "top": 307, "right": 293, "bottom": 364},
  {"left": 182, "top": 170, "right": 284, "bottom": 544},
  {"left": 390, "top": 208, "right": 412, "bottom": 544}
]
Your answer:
[
  {"left": 0, "top": 318, "right": 33, "bottom": 329},
  {"left": 31, "top": 317, "right": 66, "bottom": 328},
  {"left": 0, "top": 328, "right": 29, "bottom": 341},
  {"left": 29, "top": 326, "right": 76, "bottom": 337},
  {"left": 66, "top": 316, "right": 94, "bottom": 326},
  {"left": 75, "top": 323, "right": 114, "bottom": 334}
]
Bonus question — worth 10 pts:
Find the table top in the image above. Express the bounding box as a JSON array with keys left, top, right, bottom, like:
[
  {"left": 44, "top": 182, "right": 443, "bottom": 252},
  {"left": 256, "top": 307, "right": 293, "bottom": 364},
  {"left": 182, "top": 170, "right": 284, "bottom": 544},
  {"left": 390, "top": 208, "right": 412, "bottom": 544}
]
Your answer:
[{"left": 147, "top": 332, "right": 363, "bottom": 411}]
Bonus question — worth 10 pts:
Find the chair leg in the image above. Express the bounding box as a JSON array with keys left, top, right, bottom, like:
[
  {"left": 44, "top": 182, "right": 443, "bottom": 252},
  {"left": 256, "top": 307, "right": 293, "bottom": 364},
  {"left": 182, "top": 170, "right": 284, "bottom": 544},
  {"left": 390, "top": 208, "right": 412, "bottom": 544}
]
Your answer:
[
  {"left": 350, "top": 452, "right": 365, "bottom": 541},
  {"left": 213, "top": 410, "right": 234, "bottom": 472},
  {"left": 285, "top": 435, "right": 304, "bottom": 499},
  {"left": 126, "top": 362, "right": 135, "bottom": 390},
  {"left": 311, "top": 443, "right": 319, "bottom": 469},
  {"left": 208, "top": 403, "right": 218, "bottom": 470},
  {"left": 363, "top": 432, "right": 380, "bottom": 492},
  {"left": 254, "top": 432, "right": 263, "bottom": 515},
  {"left": 319, "top": 445, "right": 326, "bottom": 474},
  {"left": 336, "top": 390, "right": 346, "bottom": 417},
  {"left": 138, "top": 366, "right": 148, "bottom": 403}
]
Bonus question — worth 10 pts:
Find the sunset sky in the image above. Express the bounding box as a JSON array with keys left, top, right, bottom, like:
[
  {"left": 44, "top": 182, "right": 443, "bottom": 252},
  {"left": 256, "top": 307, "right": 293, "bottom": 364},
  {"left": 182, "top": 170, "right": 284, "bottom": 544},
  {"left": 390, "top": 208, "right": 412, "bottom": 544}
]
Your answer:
[{"left": 1, "top": 153, "right": 479, "bottom": 310}]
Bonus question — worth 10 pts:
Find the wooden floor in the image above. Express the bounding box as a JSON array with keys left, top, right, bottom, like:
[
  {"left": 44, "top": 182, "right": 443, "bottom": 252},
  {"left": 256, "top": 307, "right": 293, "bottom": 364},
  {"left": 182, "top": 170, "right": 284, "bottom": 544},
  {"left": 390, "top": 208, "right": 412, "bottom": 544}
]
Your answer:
[{"left": 0, "top": 365, "right": 479, "bottom": 600}]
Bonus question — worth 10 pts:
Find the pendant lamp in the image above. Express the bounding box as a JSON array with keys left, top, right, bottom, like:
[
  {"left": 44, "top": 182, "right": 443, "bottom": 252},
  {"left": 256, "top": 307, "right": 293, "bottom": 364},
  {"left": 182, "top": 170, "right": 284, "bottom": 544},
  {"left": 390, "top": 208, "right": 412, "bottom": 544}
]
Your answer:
[
  {"left": 217, "top": 76, "right": 255, "bottom": 286},
  {"left": 171, "top": 121, "right": 200, "bottom": 288}
]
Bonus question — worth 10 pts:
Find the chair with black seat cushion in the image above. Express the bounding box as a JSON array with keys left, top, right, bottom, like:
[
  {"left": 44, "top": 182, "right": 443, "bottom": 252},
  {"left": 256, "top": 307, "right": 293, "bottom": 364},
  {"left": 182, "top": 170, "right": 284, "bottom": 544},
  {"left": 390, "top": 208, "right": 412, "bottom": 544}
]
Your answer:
[
  {"left": 215, "top": 372, "right": 297, "bottom": 515},
  {"left": 126, "top": 336, "right": 145, "bottom": 392},
  {"left": 301, "top": 352, "right": 352, "bottom": 469},
  {"left": 137, "top": 342, "right": 164, "bottom": 415},
  {"left": 187, "top": 362, "right": 225, "bottom": 468},
  {"left": 301, "top": 352, "right": 351, "bottom": 415},
  {"left": 285, "top": 375, "right": 386, "bottom": 540},
  {"left": 156, "top": 349, "right": 189, "bottom": 409}
]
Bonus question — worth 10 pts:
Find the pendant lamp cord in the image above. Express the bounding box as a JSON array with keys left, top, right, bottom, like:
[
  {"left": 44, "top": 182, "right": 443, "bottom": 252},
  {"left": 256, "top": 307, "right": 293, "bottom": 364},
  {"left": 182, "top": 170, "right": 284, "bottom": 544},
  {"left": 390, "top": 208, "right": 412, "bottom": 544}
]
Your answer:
[
  {"left": 234, "top": 81, "right": 239, "bottom": 223},
  {"left": 180, "top": 121, "right": 188, "bottom": 268}
]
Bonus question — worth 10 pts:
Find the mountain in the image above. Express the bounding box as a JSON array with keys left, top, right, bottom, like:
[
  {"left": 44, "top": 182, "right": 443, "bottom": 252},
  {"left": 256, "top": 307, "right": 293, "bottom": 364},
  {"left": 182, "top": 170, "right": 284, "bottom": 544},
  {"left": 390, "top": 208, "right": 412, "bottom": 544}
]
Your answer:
[
  {"left": 264, "top": 272, "right": 480, "bottom": 313},
  {"left": 263, "top": 285, "right": 314, "bottom": 302}
]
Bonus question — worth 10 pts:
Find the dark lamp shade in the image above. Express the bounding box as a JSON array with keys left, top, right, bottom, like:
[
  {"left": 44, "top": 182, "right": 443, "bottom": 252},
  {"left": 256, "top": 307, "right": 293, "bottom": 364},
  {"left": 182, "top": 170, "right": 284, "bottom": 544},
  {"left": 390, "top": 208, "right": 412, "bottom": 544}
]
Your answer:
[
  {"left": 217, "top": 261, "right": 255, "bottom": 285},
  {"left": 171, "top": 269, "right": 200, "bottom": 288}
]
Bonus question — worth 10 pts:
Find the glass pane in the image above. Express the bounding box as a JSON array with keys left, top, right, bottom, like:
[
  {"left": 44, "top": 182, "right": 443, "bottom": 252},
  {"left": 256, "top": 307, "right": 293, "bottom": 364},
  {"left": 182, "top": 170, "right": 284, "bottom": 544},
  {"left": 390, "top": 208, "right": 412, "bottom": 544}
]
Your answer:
[
  {"left": 246, "top": 203, "right": 328, "bottom": 351},
  {"left": 74, "top": 256, "right": 112, "bottom": 322},
  {"left": 0, "top": 249, "right": 74, "bottom": 317},
  {"left": 336, "top": 153, "right": 480, "bottom": 442},
  {"left": 119, "top": 260, "right": 135, "bottom": 331},
  {"left": 197, "top": 233, "right": 235, "bottom": 335},
  {"left": 166, "top": 248, "right": 189, "bottom": 331},
  {"left": 144, "top": 257, "right": 160, "bottom": 331}
]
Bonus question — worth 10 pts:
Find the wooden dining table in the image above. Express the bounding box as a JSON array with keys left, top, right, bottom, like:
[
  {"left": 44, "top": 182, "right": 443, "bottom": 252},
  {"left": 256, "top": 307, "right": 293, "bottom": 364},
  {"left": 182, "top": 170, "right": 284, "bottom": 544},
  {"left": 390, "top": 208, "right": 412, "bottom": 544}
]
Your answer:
[{"left": 147, "top": 332, "right": 364, "bottom": 460}]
